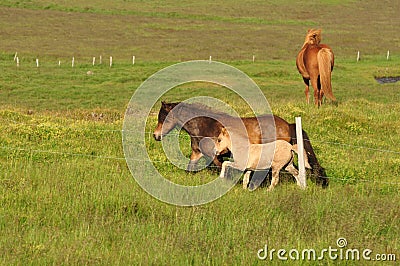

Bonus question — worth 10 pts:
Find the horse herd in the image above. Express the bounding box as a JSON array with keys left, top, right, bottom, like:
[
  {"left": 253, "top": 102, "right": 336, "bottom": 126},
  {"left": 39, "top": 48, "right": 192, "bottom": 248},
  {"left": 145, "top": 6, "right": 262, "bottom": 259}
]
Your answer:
[{"left": 152, "top": 29, "right": 334, "bottom": 191}]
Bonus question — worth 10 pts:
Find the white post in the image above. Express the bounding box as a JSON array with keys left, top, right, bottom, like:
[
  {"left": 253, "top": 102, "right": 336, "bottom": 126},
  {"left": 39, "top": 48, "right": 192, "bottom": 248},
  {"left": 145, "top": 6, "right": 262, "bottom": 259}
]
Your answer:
[
  {"left": 14, "top": 52, "right": 18, "bottom": 61},
  {"left": 58, "top": 60, "right": 61, "bottom": 67},
  {"left": 16, "top": 57, "right": 19, "bottom": 67},
  {"left": 252, "top": 55, "right": 255, "bottom": 62},
  {"left": 387, "top": 50, "right": 390, "bottom": 60},
  {"left": 36, "top": 58, "right": 39, "bottom": 67},
  {"left": 357, "top": 51, "right": 360, "bottom": 62},
  {"left": 92, "top": 57, "right": 96, "bottom": 66},
  {"left": 209, "top": 55, "right": 212, "bottom": 63},
  {"left": 132, "top": 55, "right": 135, "bottom": 65},
  {"left": 110, "top": 56, "right": 113, "bottom": 67},
  {"left": 295, "top": 117, "right": 306, "bottom": 189},
  {"left": 72, "top": 57, "right": 75, "bottom": 67},
  {"left": 99, "top": 55, "right": 102, "bottom": 64}
]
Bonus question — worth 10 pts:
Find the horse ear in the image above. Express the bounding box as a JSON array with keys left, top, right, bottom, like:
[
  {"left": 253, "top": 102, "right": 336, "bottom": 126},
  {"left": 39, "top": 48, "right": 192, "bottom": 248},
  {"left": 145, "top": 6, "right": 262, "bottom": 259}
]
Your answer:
[
  {"left": 221, "top": 127, "right": 228, "bottom": 135},
  {"left": 161, "top": 101, "right": 166, "bottom": 106}
]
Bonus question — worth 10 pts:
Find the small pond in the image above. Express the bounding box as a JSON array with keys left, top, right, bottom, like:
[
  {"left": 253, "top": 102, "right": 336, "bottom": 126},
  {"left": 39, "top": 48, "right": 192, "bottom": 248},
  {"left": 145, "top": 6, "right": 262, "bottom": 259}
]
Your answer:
[{"left": 375, "top": 76, "right": 400, "bottom": 84}]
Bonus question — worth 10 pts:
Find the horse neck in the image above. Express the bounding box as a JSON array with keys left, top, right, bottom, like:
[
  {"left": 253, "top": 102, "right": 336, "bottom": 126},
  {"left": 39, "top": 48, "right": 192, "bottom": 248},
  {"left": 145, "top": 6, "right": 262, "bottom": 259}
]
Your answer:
[
  {"left": 301, "top": 41, "right": 310, "bottom": 50},
  {"left": 174, "top": 104, "right": 227, "bottom": 127},
  {"left": 227, "top": 134, "right": 249, "bottom": 160}
]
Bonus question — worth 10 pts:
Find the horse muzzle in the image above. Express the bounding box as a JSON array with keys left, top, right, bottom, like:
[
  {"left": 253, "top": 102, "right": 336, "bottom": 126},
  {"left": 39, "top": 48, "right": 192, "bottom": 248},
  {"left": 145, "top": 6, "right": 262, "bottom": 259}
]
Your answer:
[{"left": 153, "top": 132, "right": 162, "bottom": 141}]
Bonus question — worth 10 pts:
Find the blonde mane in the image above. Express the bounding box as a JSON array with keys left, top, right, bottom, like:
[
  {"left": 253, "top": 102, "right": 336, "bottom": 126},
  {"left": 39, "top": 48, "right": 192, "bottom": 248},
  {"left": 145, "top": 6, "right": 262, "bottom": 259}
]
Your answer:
[{"left": 301, "top": 29, "right": 322, "bottom": 48}]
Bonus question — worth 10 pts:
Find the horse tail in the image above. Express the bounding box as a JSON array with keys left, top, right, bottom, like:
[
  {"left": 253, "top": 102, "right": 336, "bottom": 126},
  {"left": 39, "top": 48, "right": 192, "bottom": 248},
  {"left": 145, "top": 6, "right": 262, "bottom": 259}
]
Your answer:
[
  {"left": 289, "top": 124, "right": 329, "bottom": 188},
  {"left": 296, "top": 47, "right": 309, "bottom": 79},
  {"left": 317, "top": 48, "right": 336, "bottom": 102}
]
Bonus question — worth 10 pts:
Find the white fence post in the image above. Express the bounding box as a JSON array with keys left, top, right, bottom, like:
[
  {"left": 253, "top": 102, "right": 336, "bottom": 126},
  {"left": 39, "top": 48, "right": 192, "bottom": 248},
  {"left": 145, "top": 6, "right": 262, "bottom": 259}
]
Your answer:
[
  {"left": 132, "top": 55, "right": 135, "bottom": 65},
  {"left": 357, "top": 51, "right": 360, "bottom": 62},
  {"left": 110, "top": 56, "right": 113, "bottom": 67},
  {"left": 295, "top": 117, "right": 306, "bottom": 189}
]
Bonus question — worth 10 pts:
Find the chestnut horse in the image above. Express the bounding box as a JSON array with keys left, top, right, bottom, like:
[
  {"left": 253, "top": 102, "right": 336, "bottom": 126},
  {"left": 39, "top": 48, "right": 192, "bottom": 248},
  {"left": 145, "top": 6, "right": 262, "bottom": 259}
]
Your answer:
[
  {"left": 296, "top": 29, "right": 336, "bottom": 106},
  {"left": 153, "top": 101, "right": 328, "bottom": 188}
]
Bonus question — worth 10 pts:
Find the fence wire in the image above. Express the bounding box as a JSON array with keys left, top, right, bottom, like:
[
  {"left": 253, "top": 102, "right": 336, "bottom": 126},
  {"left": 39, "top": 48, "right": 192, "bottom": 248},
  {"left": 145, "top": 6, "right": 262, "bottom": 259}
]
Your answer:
[
  {"left": 1, "top": 120, "right": 399, "bottom": 183},
  {"left": 1, "top": 129, "right": 399, "bottom": 186}
]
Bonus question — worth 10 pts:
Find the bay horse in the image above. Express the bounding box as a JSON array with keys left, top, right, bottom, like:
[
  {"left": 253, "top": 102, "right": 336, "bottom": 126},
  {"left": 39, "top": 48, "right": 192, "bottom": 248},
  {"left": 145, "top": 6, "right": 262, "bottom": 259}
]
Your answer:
[
  {"left": 296, "top": 29, "right": 336, "bottom": 106},
  {"left": 214, "top": 127, "right": 311, "bottom": 191},
  {"left": 153, "top": 101, "right": 328, "bottom": 188}
]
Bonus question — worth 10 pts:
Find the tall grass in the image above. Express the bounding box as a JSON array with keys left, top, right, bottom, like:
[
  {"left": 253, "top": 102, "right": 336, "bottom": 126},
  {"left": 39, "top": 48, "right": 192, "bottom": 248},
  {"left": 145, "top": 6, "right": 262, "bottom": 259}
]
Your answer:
[
  {"left": 0, "top": 1, "right": 400, "bottom": 264},
  {"left": 0, "top": 54, "right": 399, "bottom": 264}
]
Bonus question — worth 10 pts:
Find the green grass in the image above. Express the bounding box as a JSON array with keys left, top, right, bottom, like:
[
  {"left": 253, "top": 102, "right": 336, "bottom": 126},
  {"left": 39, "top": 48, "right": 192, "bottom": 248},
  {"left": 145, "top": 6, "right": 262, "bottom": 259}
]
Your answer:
[
  {"left": 1, "top": 1, "right": 399, "bottom": 60},
  {"left": 1, "top": 56, "right": 399, "bottom": 265},
  {"left": 0, "top": 1, "right": 400, "bottom": 265}
]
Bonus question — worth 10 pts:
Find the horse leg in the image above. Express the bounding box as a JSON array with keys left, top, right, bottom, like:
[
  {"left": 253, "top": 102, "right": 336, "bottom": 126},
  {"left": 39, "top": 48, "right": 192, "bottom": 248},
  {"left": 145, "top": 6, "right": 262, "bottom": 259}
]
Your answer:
[
  {"left": 303, "top": 78, "right": 310, "bottom": 104},
  {"left": 186, "top": 151, "right": 203, "bottom": 172},
  {"left": 243, "top": 171, "right": 251, "bottom": 189},
  {"left": 319, "top": 90, "right": 324, "bottom": 106},
  {"left": 285, "top": 162, "right": 302, "bottom": 188},
  {"left": 267, "top": 169, "right": 280, "bottom": 192},
  {"left": 311, "top": 77, "right": 320, "bottom": 107},
  {"left": 219, "top": 161, "right": 232, "bottom": 178},
  {"left": 212, "top": 156, "right": 222, "bottom": 167}
]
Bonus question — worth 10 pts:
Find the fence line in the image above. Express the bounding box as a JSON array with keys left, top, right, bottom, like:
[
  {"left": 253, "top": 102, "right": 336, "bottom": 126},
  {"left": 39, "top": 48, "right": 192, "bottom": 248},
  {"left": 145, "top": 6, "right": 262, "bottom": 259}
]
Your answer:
[
  {"left": 1, "top": 142, "right": 399, "bottom": 186},
  {"left": 5, "top": 50, "right": 400, "bottom": 68},
  {"left": 5, "top": 120, "right": 397, "bottom": 154},
  {"left": 2, "top": 119, "right": 400, "bottom": 155},
  {"left": 0, "top": 144, "right": 126, "bottom": 161},
  {"left": 309, "top": 139, "right": 400, "bottom": 155}
]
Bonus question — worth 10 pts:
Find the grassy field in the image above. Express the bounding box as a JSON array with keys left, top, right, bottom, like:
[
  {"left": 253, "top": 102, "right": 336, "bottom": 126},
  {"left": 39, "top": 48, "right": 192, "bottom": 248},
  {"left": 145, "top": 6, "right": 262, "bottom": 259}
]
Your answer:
[{"left": 1, "top": 1, "right": 400, "bottom": 265}]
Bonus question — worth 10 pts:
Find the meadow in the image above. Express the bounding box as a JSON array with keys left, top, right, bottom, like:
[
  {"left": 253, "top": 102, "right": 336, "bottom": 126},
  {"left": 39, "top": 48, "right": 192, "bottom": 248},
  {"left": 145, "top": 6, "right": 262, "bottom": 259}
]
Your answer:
[{"left": 0, "top": 1, "right": 400, "bottom": 265}]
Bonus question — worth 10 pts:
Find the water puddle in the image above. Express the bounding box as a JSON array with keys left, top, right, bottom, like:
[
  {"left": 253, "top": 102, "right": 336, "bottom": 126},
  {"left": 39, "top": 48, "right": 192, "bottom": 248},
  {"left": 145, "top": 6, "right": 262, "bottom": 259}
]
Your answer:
[{"left": 375, "top": 76, "right": 400, "bottom": 84}]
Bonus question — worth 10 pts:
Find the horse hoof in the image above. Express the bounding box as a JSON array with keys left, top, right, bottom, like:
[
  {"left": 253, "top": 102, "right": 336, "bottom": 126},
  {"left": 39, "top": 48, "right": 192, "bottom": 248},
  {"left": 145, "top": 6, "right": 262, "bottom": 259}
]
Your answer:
[{"left": 248, "top": 183, "right": 258, "bottom": 191}]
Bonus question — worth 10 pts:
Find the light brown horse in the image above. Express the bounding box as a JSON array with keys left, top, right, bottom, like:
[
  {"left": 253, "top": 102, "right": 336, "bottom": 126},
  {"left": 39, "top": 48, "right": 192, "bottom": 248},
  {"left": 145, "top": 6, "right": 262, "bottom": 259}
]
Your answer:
[
  {"left": 296, "top": 29, "right": 336, "bottom": 106},
  {"left": 214, "top": 127, "right": 311, "bottom": 191}
]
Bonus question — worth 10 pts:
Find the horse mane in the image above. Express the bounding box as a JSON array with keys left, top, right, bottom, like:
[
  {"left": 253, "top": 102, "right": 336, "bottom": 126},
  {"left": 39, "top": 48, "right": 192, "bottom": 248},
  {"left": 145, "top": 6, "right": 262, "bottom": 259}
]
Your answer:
[
  {"left": 301, "top": 29, "right": 322, "bottom": 48},
  {"left": 167, "top": 101, "right": 232, "bottom": 118}
]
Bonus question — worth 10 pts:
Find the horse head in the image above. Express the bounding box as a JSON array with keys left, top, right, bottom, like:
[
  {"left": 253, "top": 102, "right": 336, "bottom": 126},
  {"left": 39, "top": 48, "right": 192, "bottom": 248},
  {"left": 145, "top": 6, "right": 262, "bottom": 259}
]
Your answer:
[
  {"left": 303, "top": 29, "right": 322, "bottom": 46},
  {"left": 153, "top": 101, "right": 180, "bottom": 140},
  {"left": 214, "top": 127, "right": 231, "bottom": 155}
]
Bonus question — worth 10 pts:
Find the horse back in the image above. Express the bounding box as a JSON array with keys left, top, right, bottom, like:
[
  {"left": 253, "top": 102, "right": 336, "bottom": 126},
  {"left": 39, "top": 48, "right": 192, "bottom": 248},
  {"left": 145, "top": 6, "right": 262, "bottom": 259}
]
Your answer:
[
  {"left": 239, "top": 115, "right": 291, "bottom": 144},
  {"left": 247, "top": 140, "right": 292, "bottom": 170},
  {"left": 183, "top": 116, "right": 218, "bottom": 138}
]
